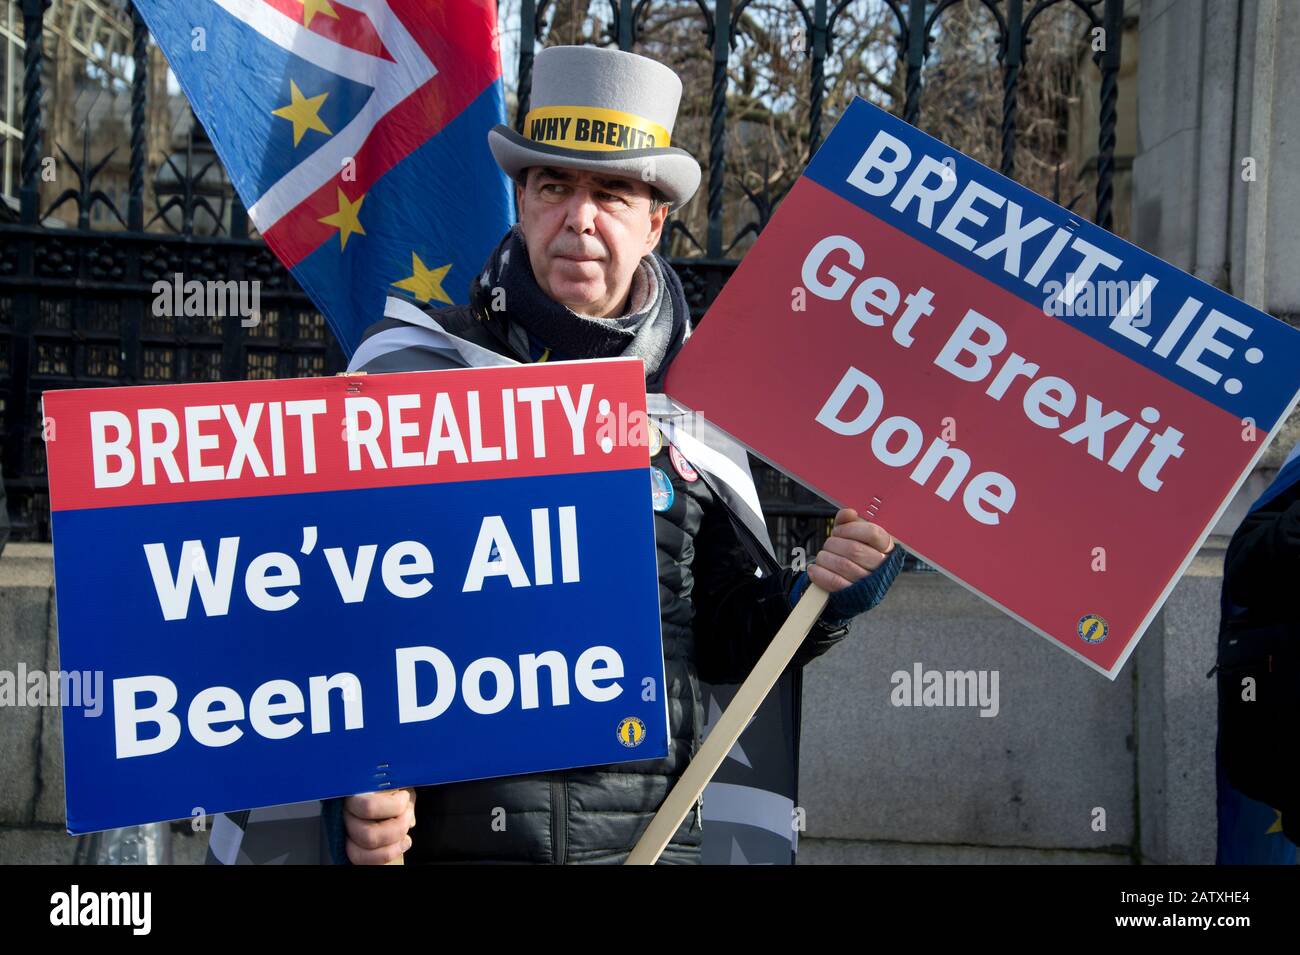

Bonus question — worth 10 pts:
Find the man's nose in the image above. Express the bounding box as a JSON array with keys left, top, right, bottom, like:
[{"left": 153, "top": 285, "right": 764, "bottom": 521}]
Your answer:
[{"left": 563, "top": 189, "right": 599, "bottom": 233}]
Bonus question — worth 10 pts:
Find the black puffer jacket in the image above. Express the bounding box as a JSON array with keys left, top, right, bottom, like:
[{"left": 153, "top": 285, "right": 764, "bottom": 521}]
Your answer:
[
  {"left": 1217, "top": 472, "right": 1300, "bottom": 842},
  {"left": 346, "top": 293, "right": 852, "bottom": 864}
]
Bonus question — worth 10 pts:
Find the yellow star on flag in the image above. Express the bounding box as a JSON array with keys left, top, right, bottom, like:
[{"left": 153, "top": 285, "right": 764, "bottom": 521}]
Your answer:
[
  {"left": 1266, "top": 809, "right": 1284, "bottom": 834},
  {"left": 271, "top": 80, "right": 332, "bottom": 147},
  {"left": 318, "top": 189, "right": 366, "bottom": 251},
  {"left": 301, "top": 0, "right": 340, "bottom": 29},
  {"left": 392, "top": 253, "right": 454, "bottom": 304}
]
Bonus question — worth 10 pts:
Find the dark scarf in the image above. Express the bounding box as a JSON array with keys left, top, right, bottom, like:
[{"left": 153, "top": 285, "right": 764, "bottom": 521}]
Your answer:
[{"left": 469, "top": 224, "right": 691, "bottom": 391}]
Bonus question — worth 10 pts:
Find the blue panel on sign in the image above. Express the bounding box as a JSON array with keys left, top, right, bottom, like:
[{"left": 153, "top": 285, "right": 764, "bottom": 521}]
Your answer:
[
  {"left": 805, "top": 98, "right": 1297, "bottom": 430},
  {"left": 54, "top": 469, "right": 666, "bottom": 834}
]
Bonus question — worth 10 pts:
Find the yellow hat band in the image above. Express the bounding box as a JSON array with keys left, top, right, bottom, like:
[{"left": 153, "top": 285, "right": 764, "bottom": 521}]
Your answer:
[{"left": 523, "top": 105, "right": 670, "bottom": 152}]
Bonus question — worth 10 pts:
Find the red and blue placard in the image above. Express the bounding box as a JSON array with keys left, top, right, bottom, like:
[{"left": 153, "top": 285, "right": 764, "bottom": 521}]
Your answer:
[
  {"left": 44, "top": 358, "right": 665, "bottom": 834},
  {"left": 665, "top": 98, "right": 1300, "bottom": 679}
]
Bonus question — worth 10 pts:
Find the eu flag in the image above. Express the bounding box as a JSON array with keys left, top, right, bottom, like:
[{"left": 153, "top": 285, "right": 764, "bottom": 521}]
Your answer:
[{"left": 134, "top": 0, "right": 515, "bottom": 354}]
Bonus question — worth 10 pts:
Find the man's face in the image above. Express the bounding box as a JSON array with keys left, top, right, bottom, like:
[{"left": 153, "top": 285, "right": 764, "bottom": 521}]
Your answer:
[{"left": 515, "top": 166, "right": 669, "bottom": 318}]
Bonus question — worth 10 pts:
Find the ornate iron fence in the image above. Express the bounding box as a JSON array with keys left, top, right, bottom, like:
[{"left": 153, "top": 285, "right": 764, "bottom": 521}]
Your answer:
[{"left": 0, "top": 0, "right": 1126, "bottom": 561}]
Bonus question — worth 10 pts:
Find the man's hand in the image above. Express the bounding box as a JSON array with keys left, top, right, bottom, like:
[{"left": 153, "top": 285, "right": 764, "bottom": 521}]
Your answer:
[
  {"left": 343, "top": 788, "right": 416, "bottom": 865},
  {"left": 807, "top": 508, "right": 895, "bottom": 593}
]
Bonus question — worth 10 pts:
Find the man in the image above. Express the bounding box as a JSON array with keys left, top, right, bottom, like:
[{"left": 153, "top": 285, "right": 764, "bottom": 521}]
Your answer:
[
  {"left": 330, "top": 45, "right": 905, "bottom": 865},
  {"left": 1215, "top": 439, "right": 1300, "bottom": 862}
]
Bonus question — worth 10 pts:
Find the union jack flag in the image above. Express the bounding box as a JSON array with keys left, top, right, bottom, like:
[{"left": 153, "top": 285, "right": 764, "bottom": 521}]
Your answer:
[{"left": 134, "top": 0, "right": 514, "bottom": 353}]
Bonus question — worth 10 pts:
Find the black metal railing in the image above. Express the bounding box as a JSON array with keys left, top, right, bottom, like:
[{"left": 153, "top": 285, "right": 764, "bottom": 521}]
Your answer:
[{"left": 1, "top": 0, "right": 1126, "bottom": 557}]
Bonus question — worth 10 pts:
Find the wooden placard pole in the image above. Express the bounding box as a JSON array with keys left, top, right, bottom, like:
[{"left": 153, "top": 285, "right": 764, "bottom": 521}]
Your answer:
[{"left": 625, "top": 581, "right": 830, "bottom": 865}]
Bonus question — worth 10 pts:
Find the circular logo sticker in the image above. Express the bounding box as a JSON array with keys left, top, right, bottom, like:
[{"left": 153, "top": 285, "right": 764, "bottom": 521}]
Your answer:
[
  {"left": 1077, "top": 613, "right": 1108, "bottom": 644},
  {"left": 647, "top": 420, "right": 663, "bottom": 457},
  {"left": 651, "top": 466, "right": 675, "bottom": 512},
  {"left": 669, "top": 445, "right": 699, "bottom": 482},
  {"left": 617, "top": 717, "right": 647, "bottom": 748}
]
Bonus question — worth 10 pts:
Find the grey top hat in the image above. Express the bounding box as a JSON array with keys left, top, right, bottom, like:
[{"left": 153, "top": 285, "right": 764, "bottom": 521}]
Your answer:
[{"left": 488, "top": 46, "right": 701, "bottom": 212}]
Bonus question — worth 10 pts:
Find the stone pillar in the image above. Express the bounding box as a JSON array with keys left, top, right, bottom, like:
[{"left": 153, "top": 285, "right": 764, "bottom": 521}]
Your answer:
[{"left": 1130, "top": 0, "right": 1300, "bottom": 864}]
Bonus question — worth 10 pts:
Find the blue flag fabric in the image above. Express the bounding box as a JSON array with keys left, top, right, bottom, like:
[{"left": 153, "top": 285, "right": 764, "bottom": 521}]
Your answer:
[
  {"left": 1216, "top": 758, "right": 1296, "bottom": 864},
  {"left": 133, "top": 0, "right": 514, "bottom": 354}
]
